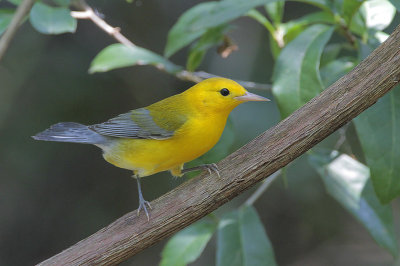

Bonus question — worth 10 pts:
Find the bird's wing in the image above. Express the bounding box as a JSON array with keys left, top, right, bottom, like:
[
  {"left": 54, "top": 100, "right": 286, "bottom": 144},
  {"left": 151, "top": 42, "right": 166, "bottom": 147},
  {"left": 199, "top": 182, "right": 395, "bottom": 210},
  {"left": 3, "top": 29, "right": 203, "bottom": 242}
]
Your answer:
[{"left": 89, "top": 108, "right": 186, "bottom": 140}]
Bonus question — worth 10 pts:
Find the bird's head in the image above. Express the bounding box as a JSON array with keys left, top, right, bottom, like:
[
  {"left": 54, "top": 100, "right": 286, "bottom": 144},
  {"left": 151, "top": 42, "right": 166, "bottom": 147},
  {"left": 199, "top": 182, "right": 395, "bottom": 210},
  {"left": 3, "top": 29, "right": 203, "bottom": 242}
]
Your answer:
[{"left": 185, "top": 77, "right": 269, "bottom": 114}]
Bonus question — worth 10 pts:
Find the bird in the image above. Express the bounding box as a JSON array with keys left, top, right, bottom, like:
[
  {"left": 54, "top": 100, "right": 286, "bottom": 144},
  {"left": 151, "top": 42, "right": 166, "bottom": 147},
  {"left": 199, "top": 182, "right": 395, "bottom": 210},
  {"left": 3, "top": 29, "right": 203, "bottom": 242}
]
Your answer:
[{"left": 33, "top": 77, "right": 269, "bottom": 220}]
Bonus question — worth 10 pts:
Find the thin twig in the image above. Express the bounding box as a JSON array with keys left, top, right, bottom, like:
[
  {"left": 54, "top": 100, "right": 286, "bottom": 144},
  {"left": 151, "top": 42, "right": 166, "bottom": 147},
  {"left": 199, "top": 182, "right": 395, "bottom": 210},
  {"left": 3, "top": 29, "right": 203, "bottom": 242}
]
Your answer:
[
  {"left": 338, "top": 21, "right": 357, "bottom": 48},
  {"left": 0, "top": 0, "right": 35, "bottom": 62},
  {"left": 71, "top": 0, "right": 135, "bottom": 47},
  {"left": 71, "top": 0, "right": 272, "bottom": 90},
  {"left": 342, "top": 27, "right": 357, "bottom": 47},
  {"left": 244, "top": 170, "right": 281, "bottom": 206}
]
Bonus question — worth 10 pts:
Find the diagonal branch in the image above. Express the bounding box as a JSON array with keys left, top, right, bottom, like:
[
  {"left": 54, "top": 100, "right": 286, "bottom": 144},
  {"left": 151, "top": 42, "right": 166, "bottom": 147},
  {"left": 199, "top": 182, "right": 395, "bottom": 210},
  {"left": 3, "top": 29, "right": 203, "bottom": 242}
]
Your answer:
[
  {"left": 71, "top": 0, "right": 271, "bottom": 90},
  {"left": 37, "top": 25, "right": 400, "bottom": 266}
]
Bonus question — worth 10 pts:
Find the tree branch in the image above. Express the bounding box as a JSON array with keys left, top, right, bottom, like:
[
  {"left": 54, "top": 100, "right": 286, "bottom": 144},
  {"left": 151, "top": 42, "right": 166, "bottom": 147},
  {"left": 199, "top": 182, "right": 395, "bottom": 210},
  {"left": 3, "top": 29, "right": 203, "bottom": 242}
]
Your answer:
[
  {"left": 71, "top": 0, "right": 271, "bottom": 90},
  {"left": 0, "top": 0, "right": 35, "bottom": 62},
  {"left": 71, "top": 0, "right": 135, "bottom": 48},
  {"left": 37, "top": 25, "right": 400, "bottom": 265}
]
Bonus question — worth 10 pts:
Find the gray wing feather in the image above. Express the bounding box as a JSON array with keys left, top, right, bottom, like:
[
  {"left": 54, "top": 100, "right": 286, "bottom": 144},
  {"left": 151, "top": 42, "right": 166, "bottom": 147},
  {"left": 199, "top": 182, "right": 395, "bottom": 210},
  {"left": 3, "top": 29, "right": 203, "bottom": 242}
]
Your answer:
[
  {"left": 89, "top": 108, "right": 174, "bottom": 139},
  {"left": 33, "top": 122, "right": 108, "bottom": 144}
]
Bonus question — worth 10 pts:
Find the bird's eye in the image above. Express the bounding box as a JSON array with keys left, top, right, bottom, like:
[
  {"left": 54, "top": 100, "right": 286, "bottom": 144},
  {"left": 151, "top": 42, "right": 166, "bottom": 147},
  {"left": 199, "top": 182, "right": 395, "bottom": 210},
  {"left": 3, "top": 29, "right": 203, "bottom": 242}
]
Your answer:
[{"left": 220, "top": 88, "right": 230, "bottom": 96}]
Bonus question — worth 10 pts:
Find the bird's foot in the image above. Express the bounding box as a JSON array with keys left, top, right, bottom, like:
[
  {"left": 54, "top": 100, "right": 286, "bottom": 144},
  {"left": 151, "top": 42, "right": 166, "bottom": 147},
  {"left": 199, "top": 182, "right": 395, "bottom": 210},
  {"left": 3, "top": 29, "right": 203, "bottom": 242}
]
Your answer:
[
  {"left": 202, "top": 163, "right": 220, "bottom": 178},
  {"left": 137, "top": 197, "right": 152, "bottom": 221},
  {"left": 181, "top": 163, "right": 220, "bottom": 177}
]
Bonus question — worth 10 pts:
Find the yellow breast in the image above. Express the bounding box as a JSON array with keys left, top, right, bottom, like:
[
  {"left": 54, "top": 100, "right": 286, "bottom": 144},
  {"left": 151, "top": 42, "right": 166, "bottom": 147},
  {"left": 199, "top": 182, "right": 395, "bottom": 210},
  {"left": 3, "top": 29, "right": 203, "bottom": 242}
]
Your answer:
[{"left": 102, "top": 113, "right": 228, "bottom": 177}]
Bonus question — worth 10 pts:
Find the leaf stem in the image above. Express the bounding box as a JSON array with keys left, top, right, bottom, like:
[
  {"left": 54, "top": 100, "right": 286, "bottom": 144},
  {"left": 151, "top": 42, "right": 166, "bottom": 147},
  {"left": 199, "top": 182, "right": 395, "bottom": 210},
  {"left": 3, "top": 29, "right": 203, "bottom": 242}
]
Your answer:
[
  {"left": 333, "top": 15, "right": 357, "bottom": 48},
  {"left": 247, "top": 9, "right": 275, "bottom": 37},
  {"left": 247, "top": 9, "right": 284, "bottom": 48}
]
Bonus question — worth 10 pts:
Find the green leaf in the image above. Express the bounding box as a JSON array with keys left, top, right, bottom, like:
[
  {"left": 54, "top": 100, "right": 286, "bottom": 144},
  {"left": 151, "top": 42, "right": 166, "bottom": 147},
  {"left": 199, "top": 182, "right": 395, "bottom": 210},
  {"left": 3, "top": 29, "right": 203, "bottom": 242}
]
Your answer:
[
  {"left": 0, "top": 9, "right": 14, "bottom": 36},
  {"left": 388, "top": 0, "right": 400, "bottom": 11},
  {"left": 164, "top": 0, "right": 334, "bottom": 57},
  {"left": 320, "top": 57, "right": 355, "bottom": 87},
  {"left": 29, "top": 3, "right": 76, "bottom": 34},
  {"left": 349, "top": 9, "right": 367, "bottom": 37},
  {"left": 164, "top": 2, "right": 216, "bottom": 58},
  {"left": 217, "top": 206, "right": 277, "bottom": 266},
  {"left": 268, "top": 11, "right": 335, "bottom": 60},
  {"left": 268, "top": 11, "right": 333, "bottom": 58},
  {"left": 292, "top": 10, "right": 335, "bottom": 25},
  {"left": 309, "top": 150, "right": 398, "bottom": 256},
  {"left": 89, "top": 44, "right": 182, "bottom": 74},
  {"left": 187, "top": 24, "right": 228, "bottom": 71},
  {"left": 341, "top": 0, "right": 365, "bottom": 25},
  {"left": 165, "top": 0, "right": 278, "bottom": 57},
  {"left": 160, "top": 218, "right": 217, "bottom": 266},
  {"left": 264, "top": 1, "right": 284, "bottom": 24},
  {"left": 281, "top": 11, "right": 335, "bottom": 41},
  {"left": 281, "top": 11, "right": 335, "bottom": 43},
  {"left": 360, "top": 0, "right": 396, "bottom": 30},
  {"left": 310, "top": 151, "right": 368, "bottom": 209},
  {"left": 354, "top": 87, "right": 400, "bottom": 203},
  {"left": 272, "top": 24, "right": 334, "bottom": 118},
  {"left": 247, "top": 9, "right": 276, "bottom": 37},
  {"left": 269, "top": 36, "right": 282, "bottom": 59},
  {"left": 320, "top": 43, "right": 343, "bottom": 66}
]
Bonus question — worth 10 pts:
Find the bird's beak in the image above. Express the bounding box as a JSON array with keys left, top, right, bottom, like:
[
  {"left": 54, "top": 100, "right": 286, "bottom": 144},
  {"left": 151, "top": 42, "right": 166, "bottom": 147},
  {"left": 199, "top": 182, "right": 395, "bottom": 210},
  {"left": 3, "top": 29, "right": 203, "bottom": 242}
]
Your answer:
[{"left": 234, "top": 92, "right": 270, "bottom": 102}]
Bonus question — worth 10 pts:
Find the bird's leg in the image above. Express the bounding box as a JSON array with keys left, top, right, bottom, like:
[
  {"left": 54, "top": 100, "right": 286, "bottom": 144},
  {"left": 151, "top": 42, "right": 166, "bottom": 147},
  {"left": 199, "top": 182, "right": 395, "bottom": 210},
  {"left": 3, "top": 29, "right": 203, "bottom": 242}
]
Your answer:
[
  {"left": 181, "top": 163, "right": 220, "bottom": 178},
  {"left": 133, "top": 175, "right": 151, "bottom": 221}
]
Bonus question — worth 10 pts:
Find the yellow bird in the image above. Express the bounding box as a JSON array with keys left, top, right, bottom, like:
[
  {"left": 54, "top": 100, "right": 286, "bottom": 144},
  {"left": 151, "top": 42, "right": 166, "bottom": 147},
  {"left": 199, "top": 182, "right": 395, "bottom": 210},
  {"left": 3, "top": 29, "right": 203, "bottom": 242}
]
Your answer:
[{"left": 33, "top": 77, "right": 269, "bottom": 219}]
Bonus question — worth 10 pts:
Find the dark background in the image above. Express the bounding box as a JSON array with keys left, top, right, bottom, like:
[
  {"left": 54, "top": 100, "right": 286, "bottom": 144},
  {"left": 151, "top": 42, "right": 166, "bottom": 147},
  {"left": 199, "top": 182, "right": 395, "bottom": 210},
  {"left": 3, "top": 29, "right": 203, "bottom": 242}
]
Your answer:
[{"left": 0, "top": 0, "right": 397, "bottom": 265}]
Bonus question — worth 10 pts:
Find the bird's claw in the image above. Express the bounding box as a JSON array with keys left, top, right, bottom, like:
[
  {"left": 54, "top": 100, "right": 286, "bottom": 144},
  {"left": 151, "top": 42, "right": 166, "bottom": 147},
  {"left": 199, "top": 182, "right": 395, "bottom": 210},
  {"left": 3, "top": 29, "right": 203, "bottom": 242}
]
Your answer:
[
  {"left": 137, "top": 199, "right": 152, "bottom": 221},
  {"left": 181, "top": 163, "right": 221, "bottom": 177},
  {"left": 203, "top": 163, "right": 220, "bottom": 178}
]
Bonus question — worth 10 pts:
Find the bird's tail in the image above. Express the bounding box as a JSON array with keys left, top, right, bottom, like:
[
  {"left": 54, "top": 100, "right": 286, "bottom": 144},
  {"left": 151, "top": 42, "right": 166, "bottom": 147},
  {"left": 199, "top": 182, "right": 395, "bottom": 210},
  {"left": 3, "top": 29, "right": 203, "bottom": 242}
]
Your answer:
[{"left": 32, "top": 122, "right": 108, "bottom": 144}]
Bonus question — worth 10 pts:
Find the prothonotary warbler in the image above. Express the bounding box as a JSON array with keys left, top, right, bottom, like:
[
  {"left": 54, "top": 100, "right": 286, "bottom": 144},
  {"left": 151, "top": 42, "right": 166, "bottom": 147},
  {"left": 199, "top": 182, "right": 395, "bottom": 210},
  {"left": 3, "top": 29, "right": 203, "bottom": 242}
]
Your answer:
[{"left": 33, "top": 77, "right": 269, "bottom": 220}]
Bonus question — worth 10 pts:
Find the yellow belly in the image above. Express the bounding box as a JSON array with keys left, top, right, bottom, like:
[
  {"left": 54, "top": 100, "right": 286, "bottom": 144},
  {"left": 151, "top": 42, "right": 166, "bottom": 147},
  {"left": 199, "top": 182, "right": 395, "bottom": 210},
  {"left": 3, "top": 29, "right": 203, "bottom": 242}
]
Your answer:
[{"left": 102, "top": 115, "right": 227, "bottom": 177}]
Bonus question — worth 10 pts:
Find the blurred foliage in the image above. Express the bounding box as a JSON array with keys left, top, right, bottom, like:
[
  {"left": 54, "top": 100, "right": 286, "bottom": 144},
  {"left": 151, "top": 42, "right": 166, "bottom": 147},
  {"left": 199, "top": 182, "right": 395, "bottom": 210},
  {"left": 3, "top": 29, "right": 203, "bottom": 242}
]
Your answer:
[
  {"left": 0, "top": 0, "right": 400, "bottom": 265},
  {"left": 272, "top": 24, "right": 333, "bottom": 118},
  {"left": 309, "top": 149, "right": 398, "bottom": 256},
  {"left": 354, "top": 88, "right": 400, "bottom": 203},
  {"left": 216, "top": 206, "right": 277, "bottom": 266},
  {"left": 186, "top": 24, "right": 229, "bottom": 71},
  {"left": 160, "top": 217, "right": 217, "bottom": 266},
  {"left": 29, "top": 2, "right": 76, "bottom": 34},
  {"left": 90, "top": 43, "right": 182, "bottom": 74}
]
